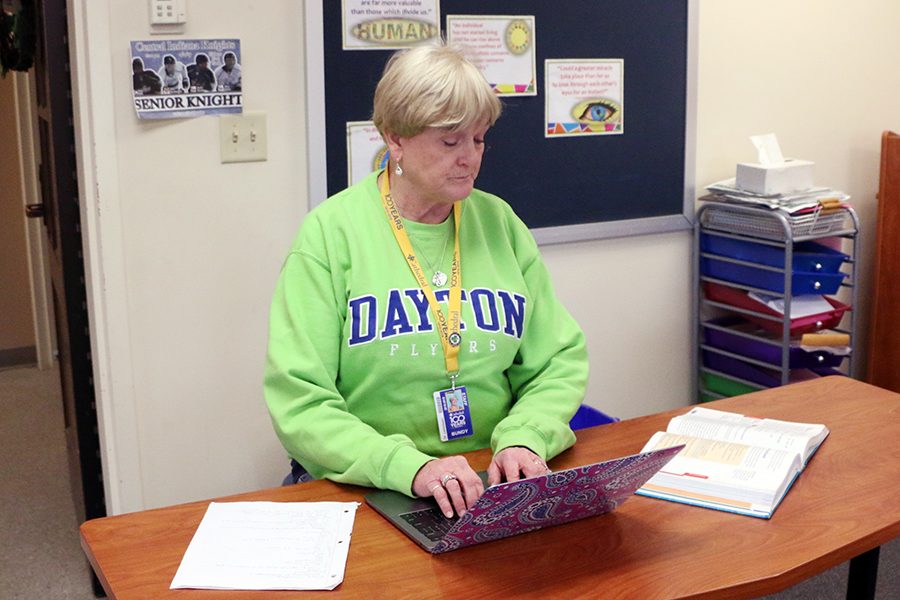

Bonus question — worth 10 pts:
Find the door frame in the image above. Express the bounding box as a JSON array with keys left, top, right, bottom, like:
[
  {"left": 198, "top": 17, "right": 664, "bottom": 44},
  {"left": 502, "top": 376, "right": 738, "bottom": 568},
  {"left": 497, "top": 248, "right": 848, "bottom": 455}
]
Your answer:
[{"left": 67, "top": 0, "right": 145, "bottom": 515}]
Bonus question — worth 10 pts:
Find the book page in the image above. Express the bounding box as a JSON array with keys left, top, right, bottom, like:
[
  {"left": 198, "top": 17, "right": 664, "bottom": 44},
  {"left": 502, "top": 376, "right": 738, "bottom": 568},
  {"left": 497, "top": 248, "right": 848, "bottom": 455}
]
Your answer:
[
  {"left": 668, "top": 407, "right": 827, "bottom": 461},
  {"left": 641, "top": 432, "right": 801, "bottom": 510}
]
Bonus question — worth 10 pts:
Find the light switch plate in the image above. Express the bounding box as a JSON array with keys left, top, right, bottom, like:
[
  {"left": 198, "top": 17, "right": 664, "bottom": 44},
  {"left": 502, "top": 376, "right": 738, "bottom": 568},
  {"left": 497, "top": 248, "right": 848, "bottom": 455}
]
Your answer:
[
  {"left": 219, "top": 112, "right": 268, "bottom": 164},
  {"left": 149, "top": 0, "right": 186, "bottom": 34}
]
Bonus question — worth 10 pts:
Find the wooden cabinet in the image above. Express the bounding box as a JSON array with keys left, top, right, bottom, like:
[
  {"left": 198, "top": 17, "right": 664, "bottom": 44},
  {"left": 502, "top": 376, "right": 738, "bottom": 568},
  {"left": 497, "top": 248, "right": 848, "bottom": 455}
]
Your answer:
[{"left": 866, "top": 131, "right": 900, "bottom": 392}]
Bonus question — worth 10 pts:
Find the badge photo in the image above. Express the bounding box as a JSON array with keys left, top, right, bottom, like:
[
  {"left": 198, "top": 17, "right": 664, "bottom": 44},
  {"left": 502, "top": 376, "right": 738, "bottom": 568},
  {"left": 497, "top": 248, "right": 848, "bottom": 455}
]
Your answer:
[{"left": 433, "top": 386, "right": 473, "bottom": 442}]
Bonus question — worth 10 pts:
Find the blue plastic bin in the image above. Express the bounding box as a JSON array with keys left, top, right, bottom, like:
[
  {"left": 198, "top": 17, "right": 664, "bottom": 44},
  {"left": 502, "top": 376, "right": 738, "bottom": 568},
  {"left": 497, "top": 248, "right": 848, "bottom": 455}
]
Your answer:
[
  {"left": 569, "top": 405, "right": 619, "bottom": 431},
  {"left": 700, "top": 233, "right": 848, "bottom": 294},
  {"left": 700, "top": 258, "right": 846, "bottom": 294},
  {"left": 700, "top": 234, "right": 849, "bottom": 273}
]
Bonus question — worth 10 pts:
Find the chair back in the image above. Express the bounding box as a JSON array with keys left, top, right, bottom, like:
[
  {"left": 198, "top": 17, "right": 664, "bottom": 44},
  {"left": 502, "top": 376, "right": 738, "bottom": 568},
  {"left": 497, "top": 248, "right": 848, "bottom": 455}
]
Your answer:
[{"left": 569, "top": 405, "right": 619, "bottom": 431}]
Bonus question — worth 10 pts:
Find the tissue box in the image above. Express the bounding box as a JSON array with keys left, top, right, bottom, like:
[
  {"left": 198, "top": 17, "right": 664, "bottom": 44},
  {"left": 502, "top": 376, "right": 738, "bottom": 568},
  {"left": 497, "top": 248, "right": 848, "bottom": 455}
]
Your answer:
[{"left": 736, "top": 159, "right": 814, "bottom": 195}]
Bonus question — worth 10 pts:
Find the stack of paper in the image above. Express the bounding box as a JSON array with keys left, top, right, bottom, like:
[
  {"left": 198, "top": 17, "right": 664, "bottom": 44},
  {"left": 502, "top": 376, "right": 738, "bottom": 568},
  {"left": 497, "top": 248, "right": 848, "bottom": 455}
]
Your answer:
[
  {"left": 170, "top": 501, "right": 359, "bottom": 591},
  {"left": 702, "top": 178, "right": 850, "bottom": 215},
  {"left": 747, "top": 291, "right": 834, "bottom": 318}
]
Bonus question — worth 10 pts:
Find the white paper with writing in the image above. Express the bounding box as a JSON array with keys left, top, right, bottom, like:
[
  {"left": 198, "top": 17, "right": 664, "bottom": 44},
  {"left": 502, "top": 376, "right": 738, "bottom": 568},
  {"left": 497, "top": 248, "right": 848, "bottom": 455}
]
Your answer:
[{"left": 170, "top": 501, "right": 359, "bottom": 591}]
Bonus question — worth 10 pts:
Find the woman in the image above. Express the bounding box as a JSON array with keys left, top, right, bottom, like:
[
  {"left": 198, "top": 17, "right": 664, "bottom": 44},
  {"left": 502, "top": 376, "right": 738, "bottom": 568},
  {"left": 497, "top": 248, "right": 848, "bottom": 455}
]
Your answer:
[{"left": 264, "top": 44, "right": 588, "bottom": 519}]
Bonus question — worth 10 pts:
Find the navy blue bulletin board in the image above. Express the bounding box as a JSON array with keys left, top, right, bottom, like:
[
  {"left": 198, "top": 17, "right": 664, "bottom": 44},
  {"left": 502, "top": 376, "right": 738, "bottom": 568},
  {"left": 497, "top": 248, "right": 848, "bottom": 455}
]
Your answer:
[{"left": 304, "top": 1, "right": 697, "bottom": 243}]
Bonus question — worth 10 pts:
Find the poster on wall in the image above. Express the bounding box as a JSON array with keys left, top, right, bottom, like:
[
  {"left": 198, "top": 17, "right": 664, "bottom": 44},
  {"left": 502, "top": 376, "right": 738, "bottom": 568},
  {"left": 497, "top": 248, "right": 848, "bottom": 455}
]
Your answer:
[
  {"left": 130, "top": 39, "right": 243, "bottom": 120},
  {"left": 346, "top": 121, "right": 390, "bottom": 185},
  {"left": 545, "top": 59, "right": 623, "bottom": 138},
  {"left": 446, "top": 15, "right": 537, "bottom": 96},
  {"left": 342, "top": 0, "right": 441, "bottom": 50}
]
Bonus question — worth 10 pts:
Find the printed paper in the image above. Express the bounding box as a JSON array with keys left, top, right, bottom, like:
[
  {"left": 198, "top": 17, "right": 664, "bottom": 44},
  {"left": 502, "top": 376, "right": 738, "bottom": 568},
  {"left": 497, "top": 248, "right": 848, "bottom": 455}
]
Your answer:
[
  {"left": 130, "top": 39, "right": 242, "bottom": 120},
  {"left": 447, "top": 15, "right": 537, "bottom": 96},
  {"left": 171, "top": 502, "right": 359, "bottom": 591},
  {"left": 342, "top": 0, "right": 441, "bottom": 50},
  {"left": 545, "top": 59, "right": 624, "bottom": 137},
  {"left": 347, "top": 121, "right": 390, "bottom": 185}
]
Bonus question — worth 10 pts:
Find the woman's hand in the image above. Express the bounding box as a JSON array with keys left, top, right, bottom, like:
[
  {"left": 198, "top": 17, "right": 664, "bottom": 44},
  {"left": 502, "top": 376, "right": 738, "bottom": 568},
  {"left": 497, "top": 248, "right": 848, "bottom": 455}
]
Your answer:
[
  {"left": 412, "top": 456, "right": 484, "bottom": 518},
  {"left": 487, "top": 446, "right": 550, "bottom": 486}
]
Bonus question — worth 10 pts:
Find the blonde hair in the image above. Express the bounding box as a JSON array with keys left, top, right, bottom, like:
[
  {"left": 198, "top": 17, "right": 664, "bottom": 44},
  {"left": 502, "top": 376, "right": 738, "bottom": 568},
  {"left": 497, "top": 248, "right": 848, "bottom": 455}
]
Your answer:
[{"left": 373, "top": 44, "right": 502, "bottom": 137}]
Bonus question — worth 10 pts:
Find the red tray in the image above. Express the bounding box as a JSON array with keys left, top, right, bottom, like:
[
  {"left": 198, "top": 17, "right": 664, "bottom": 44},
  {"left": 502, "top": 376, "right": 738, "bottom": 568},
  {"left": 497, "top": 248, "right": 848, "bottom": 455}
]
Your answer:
[{"left": 703, "top": 282, "right": 850, "bottom": 335}]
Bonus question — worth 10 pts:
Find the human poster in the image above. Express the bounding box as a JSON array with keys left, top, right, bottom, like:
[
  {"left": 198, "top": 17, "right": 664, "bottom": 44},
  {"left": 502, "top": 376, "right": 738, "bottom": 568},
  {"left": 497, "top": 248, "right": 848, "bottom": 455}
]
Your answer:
[
  {"left": 545, "top": 59, "right": 624, "bottom": 137},
  {"left": 342, "top": 0, "right": 440, "bottom": 50},
  {"left": 130, "top": 39, "right": 243, "bottom": 120},
  {"left": 446, "top": 15, "right": 537, "bottom": 96},
  {"left": 346, "top": 121, "right": 390, "bottom": 185}
]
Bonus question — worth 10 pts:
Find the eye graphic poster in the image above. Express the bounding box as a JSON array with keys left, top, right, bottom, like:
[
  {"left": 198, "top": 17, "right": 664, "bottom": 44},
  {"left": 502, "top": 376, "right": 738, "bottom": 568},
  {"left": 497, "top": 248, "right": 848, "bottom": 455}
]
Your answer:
[
  {"left": 446, "top": 15, "right": 537, "bottom": 97},
  {"left": 545, "top": 59, "right": 623, "bottom": 138}
]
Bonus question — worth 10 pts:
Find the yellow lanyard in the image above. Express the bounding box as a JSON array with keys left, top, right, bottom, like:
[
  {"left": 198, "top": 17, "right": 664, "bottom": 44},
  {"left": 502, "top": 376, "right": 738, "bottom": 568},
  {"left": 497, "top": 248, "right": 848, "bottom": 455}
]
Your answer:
[{"left": 379, "top": 170, "right": 463, "bottom": 383}]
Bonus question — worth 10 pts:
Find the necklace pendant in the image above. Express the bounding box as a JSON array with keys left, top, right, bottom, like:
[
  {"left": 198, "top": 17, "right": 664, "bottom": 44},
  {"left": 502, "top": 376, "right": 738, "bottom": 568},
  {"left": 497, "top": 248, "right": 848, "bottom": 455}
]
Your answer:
[{"left": 432, "top": 271, "right": 448, "bottom": 287}]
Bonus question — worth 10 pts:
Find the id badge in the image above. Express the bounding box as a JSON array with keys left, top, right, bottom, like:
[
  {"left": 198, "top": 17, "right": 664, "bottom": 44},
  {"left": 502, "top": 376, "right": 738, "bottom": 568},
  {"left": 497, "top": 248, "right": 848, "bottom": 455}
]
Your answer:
[{"left": 433, "top": 386, "right": 473, "bottom": 442}]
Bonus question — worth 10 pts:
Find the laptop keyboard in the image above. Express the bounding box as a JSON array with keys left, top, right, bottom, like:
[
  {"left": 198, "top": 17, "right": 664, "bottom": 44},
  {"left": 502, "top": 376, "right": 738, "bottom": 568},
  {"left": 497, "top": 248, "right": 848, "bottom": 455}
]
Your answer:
[{"left": 399, "top": 507, "right": 458, "bottom": 542}]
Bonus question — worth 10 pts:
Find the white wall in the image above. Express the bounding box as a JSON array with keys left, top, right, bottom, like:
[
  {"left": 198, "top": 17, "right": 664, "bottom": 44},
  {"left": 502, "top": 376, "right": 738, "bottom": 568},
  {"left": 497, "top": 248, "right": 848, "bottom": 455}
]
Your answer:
[{"left": 73, "top": 0, "right": 900, "bottom": 513}]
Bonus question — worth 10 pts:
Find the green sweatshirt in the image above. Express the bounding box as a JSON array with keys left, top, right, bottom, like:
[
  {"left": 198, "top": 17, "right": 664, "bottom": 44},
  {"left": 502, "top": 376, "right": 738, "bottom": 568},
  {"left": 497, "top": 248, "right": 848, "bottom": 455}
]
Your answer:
[{"left": 264, "top": 170, "right": 588, "bottom": 496}]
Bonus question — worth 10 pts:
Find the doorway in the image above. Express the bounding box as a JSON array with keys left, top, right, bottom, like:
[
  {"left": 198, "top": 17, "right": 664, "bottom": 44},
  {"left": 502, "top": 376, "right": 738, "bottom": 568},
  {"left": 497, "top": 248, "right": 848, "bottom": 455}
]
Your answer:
[
  {"left": 20, "top": 0, "right": 106, "bottom": 534},
  {"left": 1, "top": 19, "right": 104, "bottom": 593},
  {"left": 0, "top": 72, "right": 36, "bottom": 368}
]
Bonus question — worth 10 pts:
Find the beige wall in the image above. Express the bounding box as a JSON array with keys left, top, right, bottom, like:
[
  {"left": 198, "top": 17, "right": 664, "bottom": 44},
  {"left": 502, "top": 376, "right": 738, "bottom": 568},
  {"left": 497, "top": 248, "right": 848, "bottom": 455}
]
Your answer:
[
  {"left": 74, "top": 0, "right": 900, "bottom": 513},
  {"left": 108, "top": 2, "right": 305, "bottom": 509},
  {"left": 74, "top": 0, "right": 306, "bottom": 511},
  {"left": 0, "top": 74, "right": 35, "bottom": 353}
]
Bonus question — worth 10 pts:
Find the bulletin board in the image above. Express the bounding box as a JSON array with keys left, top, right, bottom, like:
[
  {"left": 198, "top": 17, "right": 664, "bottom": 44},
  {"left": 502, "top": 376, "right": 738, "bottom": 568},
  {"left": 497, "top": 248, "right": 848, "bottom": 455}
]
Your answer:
[{"left": 304, "top": 1, "right": 697, "bottom": 244}]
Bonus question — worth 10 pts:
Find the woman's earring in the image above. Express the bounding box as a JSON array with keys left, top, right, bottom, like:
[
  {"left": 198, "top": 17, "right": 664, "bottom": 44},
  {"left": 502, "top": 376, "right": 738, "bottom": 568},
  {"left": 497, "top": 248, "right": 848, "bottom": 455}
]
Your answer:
[{"left": 394, "top": 160, "right": 403, "bottom": 177}]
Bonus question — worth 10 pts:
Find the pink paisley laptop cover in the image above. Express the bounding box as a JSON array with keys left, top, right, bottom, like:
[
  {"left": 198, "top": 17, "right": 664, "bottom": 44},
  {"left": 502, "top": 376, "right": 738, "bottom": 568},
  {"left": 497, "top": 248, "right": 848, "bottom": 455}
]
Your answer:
[{"left": 431, "top": 445, "right": 683, "bottom": 554}]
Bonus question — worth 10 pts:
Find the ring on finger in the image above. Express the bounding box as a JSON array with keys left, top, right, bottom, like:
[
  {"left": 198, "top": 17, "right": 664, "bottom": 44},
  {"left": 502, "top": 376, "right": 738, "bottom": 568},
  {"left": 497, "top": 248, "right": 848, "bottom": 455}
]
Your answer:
[
  {"left": 428, "top": 483, "right": 442, "bottom": 494},
  {"left": 441, "top": 473, "right": 457, "bottom": 486}
]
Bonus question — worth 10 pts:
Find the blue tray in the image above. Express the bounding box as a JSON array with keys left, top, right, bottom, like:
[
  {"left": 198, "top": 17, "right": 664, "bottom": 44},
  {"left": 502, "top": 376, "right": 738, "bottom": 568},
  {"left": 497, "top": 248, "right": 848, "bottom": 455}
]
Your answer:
[
  {"left": 700, "top": 257, "right": 846, "bottom": 294},
  {"left": 700, "top": 234, "right": 848, "bottom": 273}
]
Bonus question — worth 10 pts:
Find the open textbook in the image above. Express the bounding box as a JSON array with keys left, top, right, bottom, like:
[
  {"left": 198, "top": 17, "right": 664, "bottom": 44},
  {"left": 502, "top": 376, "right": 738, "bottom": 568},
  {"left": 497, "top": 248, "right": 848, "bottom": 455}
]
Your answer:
[{"left": 636, "top": 407, "right": 828, "bottom": 518}]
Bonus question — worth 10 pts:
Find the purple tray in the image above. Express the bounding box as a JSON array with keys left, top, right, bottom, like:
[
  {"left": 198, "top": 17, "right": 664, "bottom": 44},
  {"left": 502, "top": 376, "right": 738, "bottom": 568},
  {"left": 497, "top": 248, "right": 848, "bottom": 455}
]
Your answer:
[
  {"left": 703, "top": 317, "right": 845, "bottom": 369},
  {"left": 703, "top": 351, "right": 844, "bottom": 388}
]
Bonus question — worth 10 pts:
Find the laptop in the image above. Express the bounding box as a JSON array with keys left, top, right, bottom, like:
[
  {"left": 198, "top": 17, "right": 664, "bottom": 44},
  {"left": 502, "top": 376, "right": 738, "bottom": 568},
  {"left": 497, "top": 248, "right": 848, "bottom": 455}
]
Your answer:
[{"left": 365, "top": 445, "right": 683, "bottom": 554}]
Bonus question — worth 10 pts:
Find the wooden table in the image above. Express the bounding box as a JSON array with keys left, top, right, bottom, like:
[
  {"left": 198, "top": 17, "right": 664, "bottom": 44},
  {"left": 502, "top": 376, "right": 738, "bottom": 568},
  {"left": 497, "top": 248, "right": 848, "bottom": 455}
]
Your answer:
[{"left": 81, "top": 377, "right": 900, "bottom": 599}]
